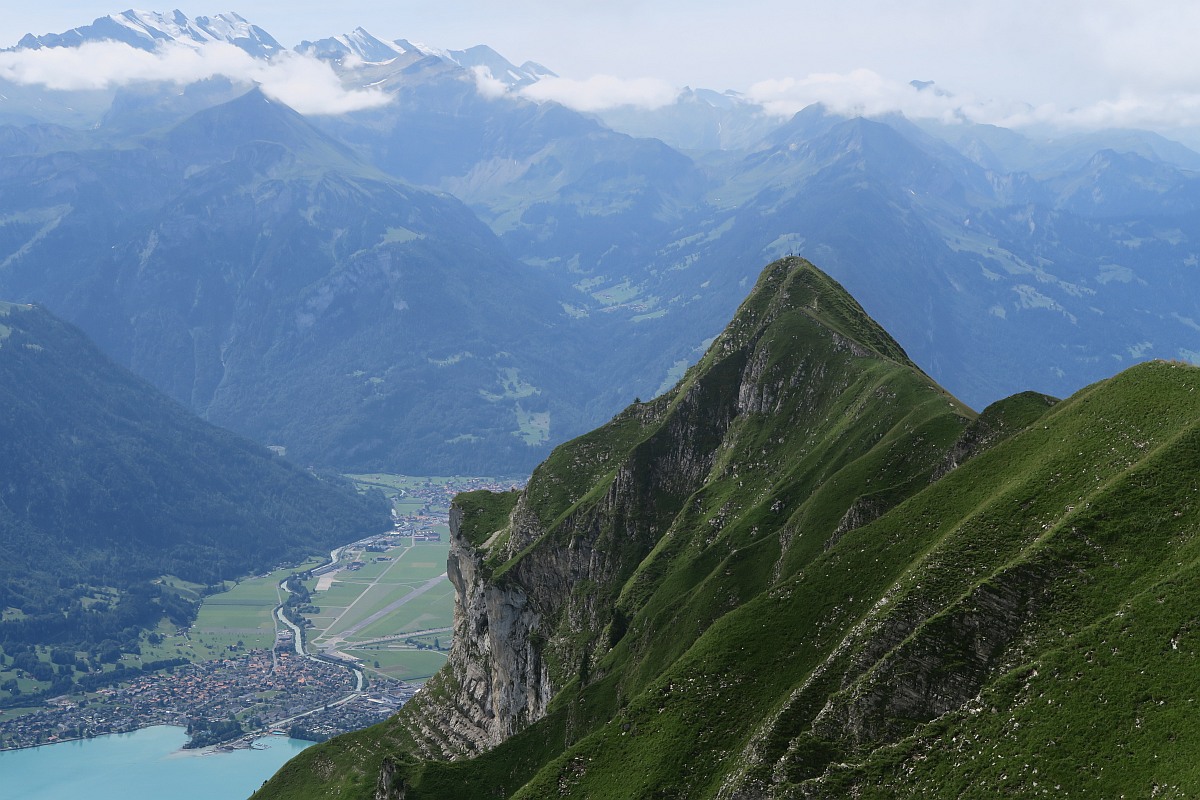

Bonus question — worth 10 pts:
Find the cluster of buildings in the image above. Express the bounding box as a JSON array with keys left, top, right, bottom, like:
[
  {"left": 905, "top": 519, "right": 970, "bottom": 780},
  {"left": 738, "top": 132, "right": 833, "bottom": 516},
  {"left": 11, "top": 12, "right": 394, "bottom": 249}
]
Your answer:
[
  {"left": 0, "top": 649, "right": 407, "bottom": 751},
  {"left": 286, "top": 687, "right": 416, "bottom": 742},
  {"left": 391, "top": 476, "right": 524, "bottom": 540}
]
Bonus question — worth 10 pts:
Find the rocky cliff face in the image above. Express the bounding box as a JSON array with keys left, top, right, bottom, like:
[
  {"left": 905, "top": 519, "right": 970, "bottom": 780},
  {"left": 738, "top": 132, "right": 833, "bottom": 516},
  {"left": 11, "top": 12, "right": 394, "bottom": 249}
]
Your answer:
[
  {"left": 419, "top": 503, "right": 553, "bottom": 754},
  {"left": 408, "top": 323, "right": 758, "bottom": 755},
  {"left": 378, "top": 257, "right": 973, "bottom": 766}
]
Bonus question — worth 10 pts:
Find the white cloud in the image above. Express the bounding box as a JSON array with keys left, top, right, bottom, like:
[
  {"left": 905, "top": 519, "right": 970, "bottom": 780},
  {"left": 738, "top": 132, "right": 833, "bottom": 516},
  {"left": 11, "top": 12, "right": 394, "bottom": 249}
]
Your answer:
[
  {"left": 520, "top": 74, "right": 679, "bottom": 112},
  {"left": 0, "top": 40, "right": 391, "bottom": 115},
  {"left": 254, "top": 51, "right": 392, "bottom": 114},
  {"left": 469, "top": 65, "right": 509, "bottom": 100},
  {"left": 745, "top": 70, "right": 1005, "bottom": 125},
  {"left": 745, "top": 67, "right": 1200, "bottom": 136}
]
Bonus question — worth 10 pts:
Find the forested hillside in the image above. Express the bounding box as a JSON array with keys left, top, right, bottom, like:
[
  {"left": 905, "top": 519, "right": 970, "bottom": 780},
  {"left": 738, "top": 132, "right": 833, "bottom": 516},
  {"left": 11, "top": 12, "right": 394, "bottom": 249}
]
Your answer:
[{"left": 0, "top": 301, "right": 390, "bottom": 666}]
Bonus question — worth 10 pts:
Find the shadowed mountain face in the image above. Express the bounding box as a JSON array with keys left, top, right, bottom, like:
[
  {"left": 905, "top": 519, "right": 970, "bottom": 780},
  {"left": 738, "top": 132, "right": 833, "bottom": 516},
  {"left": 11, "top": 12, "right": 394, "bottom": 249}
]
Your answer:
[
  {"left": 251, "top": 257, "right": 1200, "bottom": 800},
  {"left": 0, "top": 300, "right": 390, "bottom": 650}
]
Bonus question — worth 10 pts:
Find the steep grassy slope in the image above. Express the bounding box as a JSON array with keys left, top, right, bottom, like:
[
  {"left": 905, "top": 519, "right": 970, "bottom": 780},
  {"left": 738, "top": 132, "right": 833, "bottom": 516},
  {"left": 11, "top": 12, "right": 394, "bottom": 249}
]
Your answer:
[
  {"left": 255, "top": 258, "right": 1200, "bottom": 799},
  {"left": 799, "top": 359, "right": 1200, "bottom": 798},
  {"left": 253, "top": 257, "right": 974, "bottom": 797}
]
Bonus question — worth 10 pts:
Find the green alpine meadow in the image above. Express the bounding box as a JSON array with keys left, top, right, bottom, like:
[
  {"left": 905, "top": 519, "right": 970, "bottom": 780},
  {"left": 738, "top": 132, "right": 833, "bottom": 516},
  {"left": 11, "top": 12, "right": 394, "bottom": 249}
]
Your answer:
[{"left": 249, "top": 256, "right": 1200, "bottom": 797}]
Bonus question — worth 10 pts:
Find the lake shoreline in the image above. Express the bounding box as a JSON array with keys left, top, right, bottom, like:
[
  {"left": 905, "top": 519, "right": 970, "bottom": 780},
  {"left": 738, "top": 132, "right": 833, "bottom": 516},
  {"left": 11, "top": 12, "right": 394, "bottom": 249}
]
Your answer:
[{"left": 0, "top": 724, "right": 314, "bottom": 799}]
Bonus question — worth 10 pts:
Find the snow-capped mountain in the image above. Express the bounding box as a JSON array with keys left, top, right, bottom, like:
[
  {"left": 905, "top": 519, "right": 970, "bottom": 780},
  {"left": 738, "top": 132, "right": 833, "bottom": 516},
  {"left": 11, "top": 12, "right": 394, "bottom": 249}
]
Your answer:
[
  {"left": 12, "top": 9, "right": 553, "bottom": 92},
  {"left": 14, "top": 9, "right": 281, "bottom": 57},
  {"left": 295, "top": 27, "right": 425, "bottom": 64},
  {"left": 293, "top": 29, "right": 555, "bottom": 88},
  {"left": 444, "top": 45, "right": 556, "bottom": 88}
]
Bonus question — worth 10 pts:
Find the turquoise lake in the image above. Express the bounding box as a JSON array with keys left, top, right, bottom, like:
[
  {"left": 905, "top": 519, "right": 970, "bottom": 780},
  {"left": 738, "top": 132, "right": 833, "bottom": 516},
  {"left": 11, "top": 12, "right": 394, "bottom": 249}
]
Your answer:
[{"left": 0, "top": 725, "right": 312, "bottom": 799}]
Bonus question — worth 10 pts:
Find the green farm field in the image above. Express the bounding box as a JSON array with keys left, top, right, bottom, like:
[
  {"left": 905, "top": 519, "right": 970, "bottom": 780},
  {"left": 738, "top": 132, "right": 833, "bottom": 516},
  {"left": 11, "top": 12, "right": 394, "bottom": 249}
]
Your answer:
[
  {"left": 345, "top": 646, "right": 448, "bottom": 682},
  {"left": 321, "top": 581, "right": 418, "bottom": 637},
  {"left": 307, "top": 540, "right": 452, "bottom": 654},
  {"left": 353, "top": 585, "right": 455, "bottom": 640},
  {"left": 348, "top": 474, "right": 520, "bottom": 518},
  {"left": 134, "top": 559, "right": 320, "bottom": 664},
  {"left": 36, "top": 476, "right": 507, "bottom": 701}
]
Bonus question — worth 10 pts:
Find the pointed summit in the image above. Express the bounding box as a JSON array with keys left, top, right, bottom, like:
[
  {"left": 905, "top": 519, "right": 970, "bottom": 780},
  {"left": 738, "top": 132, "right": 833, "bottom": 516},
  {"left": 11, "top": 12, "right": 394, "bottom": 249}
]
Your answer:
[
  {"left": 295, "top": 27, "right": 418, "bottom": 64},
  {"left": 160, "top": 86, "right": 364, "bottom": 170},
  {"left": 444, "top": 45, "right": 557, "bottom": 88}
]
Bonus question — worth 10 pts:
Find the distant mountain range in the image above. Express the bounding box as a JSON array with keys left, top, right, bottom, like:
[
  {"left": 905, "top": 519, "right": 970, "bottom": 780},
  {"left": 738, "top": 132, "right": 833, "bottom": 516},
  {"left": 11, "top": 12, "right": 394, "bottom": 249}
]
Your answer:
[{"left": 1, "top": 10, "right": 1196, "bottom": 476}]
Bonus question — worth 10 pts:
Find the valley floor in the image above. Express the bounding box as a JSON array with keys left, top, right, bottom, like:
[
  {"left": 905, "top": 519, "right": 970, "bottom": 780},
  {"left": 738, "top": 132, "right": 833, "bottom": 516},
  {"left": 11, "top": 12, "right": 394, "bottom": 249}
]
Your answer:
[{"left": 0, "top": 475, "right": 524, "bottom": 752}]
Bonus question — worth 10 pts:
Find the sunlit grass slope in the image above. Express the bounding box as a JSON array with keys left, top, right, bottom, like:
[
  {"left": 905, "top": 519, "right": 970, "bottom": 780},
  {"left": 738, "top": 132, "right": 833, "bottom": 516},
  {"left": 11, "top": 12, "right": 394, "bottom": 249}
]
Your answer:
[{"left": 254, "top": 259, "right": 1200, "bottom": 799}]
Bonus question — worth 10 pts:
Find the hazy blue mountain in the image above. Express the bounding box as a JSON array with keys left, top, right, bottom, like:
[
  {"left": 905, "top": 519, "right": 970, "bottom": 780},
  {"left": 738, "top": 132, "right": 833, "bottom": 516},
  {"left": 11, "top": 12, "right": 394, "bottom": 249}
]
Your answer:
[
  {"left": 921, "top": 118, "right": 1200, "bottom": 174},
  {"left": 0, "top": 80, "right": 117, "bottom": 128},
  {"left": 0, "top": 87, "right": 603, "bottom": 475},
  {"left": 319, "top": 48, "right": 707, "bottom": 219},
  {"left": 95, "top": 77, "right": 252, "bottom": 136},
  {"left": 0, "top": 121, "right": 94, "bottom": 155},
  {"left": 313, "top": 60, "right": 1200, "bottom": 411},
  {"left": 311, "top": 46, "right": 717, "bottom": 405},
  {"left": 635, "top": 106, "right": 1200, "bottom": 408},
  {"left": 443, "top": 44, "right": 556, "bottom": 88},
  {"left": 2, "top": 11, "right": 1198, "bottom": 474},
  {"left": 592, "top": 86, "right": 781, "bottom": 151}
]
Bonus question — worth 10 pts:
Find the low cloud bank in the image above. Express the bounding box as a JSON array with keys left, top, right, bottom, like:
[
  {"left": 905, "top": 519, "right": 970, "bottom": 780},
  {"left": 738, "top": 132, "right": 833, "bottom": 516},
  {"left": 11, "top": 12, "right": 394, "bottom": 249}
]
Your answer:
[
  {"left": 746, "top": 68, "right": 1200, "bottom": 134},
  {"left": 7, "top": 37, "right": 1199, "bottom": 134},
  {"left": 511, "top": 66, "right": 1200, "bottom": 135},
  {"left": 519, "top": 74, "right": 679, "bottom": 112},
  {"left": 0, "top": 40, "right": 391, "bottom": 115}
]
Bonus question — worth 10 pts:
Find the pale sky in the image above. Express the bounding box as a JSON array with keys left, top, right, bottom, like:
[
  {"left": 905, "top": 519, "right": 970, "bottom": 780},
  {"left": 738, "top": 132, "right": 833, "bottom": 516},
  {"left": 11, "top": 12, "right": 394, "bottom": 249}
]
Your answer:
[{"left": 4, "top": 2, "right": 1200, "bottom": 134}]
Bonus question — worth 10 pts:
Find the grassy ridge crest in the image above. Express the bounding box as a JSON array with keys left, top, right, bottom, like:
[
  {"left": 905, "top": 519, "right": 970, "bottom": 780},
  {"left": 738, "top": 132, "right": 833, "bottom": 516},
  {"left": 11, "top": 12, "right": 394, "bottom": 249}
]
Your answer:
[{"left": 253, "top": 262, "right": 1199, "bottom": 799}]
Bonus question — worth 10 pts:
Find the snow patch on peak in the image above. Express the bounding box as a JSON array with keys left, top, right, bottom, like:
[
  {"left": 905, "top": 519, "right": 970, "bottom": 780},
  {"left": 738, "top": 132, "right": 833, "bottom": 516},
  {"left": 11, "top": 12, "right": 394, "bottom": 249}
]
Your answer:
[
  {"left": 296, "top": 28, "right": 415, "bottom": 64},
  {"left": 14, "top": 9, "right": 281, "bottom": 58},
  {"left": 445, "top": 45, "right": 557, "bottom": 89}
]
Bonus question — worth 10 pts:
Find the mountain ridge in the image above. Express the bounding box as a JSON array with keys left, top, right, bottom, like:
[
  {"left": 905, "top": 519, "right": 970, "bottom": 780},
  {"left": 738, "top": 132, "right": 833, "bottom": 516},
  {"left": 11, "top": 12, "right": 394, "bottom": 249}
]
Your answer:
[
  {"left": 0, "top": 84, "right": 600, "bottom": 474},
  {"left": 253, "top": 257, "right": 1200, "bottom": 799},
  {"left": 13, "top": 10, "right": 282, "bottom": 57}
]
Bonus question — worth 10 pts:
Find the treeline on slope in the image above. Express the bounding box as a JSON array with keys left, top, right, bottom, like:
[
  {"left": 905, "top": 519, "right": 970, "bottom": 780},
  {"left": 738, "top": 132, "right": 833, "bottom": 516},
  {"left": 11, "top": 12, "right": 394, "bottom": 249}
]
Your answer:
[
  {"left": 0, "top": 637, "right": 192, "bottom": 708},
  {"left": 0, "top": 302, "right": 390, "bottom": 665}
]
